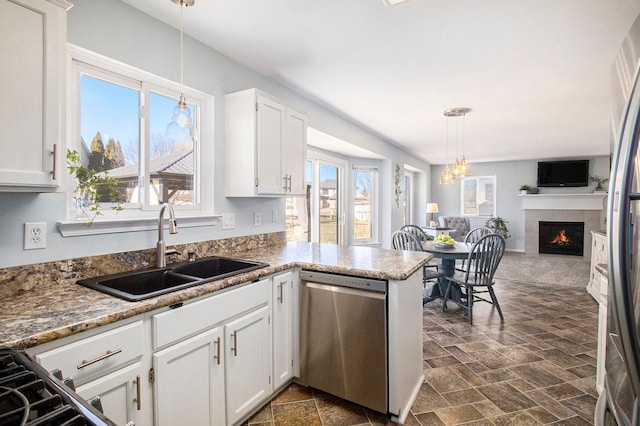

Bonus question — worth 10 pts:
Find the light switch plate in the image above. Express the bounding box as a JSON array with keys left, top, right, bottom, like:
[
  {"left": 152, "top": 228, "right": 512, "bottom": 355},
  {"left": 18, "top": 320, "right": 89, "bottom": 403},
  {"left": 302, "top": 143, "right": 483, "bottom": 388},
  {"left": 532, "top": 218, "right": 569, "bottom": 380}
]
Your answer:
[
  {"left": 254, "top": 212, "right": 262, "bottom": 227},
  {"left": 221, "top": 213, "right": 235, "bottom": 230},
  {"left": 24, "top": 222, "right": 46, "bottom": 250}
]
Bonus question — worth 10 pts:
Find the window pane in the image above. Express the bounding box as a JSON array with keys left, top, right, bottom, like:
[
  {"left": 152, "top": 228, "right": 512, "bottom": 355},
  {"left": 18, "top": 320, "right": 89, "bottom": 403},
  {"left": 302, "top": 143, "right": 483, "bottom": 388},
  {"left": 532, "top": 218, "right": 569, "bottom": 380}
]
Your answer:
[
  {"left": 403, "top": 174, "right": 411, "bottom": 225},
  {"left": 462, "top": 176, "right": 495, "bottom": 216},
  {"left": 354, "top": 170, "right": 373, "bottom": 240},
  {"left": 319, "top": 164, "right": 338, "bottom": 244},
  {"left": 80, "top": 75, "right": 139, "bottom": 203},
  {"left": 149, "top": 92, "right": 196, "bottom": 205}
]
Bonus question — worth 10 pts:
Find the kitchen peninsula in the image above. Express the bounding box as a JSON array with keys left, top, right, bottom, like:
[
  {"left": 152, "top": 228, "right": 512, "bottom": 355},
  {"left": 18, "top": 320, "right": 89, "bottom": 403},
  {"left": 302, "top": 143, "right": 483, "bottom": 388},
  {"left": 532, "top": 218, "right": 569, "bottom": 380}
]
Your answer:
[{"left": 0, "top": 238, "right": 430, "bottom": 425}]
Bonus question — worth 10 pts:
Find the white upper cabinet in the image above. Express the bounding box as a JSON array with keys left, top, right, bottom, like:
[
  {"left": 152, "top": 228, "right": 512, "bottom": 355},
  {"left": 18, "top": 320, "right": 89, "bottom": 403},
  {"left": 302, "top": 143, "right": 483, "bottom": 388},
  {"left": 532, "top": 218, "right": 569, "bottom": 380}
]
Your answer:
[
  {"left": 0, "top": 0, "right": 70, "bottom": 191},
  {"left": 225, "top": 88, "right": 307, "bottom": 197}
]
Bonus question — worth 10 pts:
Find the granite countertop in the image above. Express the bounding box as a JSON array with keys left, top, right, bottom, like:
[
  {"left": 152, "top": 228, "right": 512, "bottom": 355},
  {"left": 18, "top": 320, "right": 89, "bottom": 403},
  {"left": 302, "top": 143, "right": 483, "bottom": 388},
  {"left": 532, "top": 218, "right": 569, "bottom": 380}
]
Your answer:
[{"left": 0, "top": 242, "right": 430, "bottom": 349}]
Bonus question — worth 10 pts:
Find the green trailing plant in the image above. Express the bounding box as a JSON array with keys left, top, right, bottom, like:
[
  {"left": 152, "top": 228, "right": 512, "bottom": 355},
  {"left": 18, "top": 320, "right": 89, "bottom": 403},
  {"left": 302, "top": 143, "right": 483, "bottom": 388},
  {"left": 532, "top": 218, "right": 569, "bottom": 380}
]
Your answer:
[
  {"left": 485, "top": 216, "right": 511, "bottom": 239},
  {"left": 519, "top": 185, "right": 530, "bottom": 191},
  {"left": 67, "top": 149, "right": 124, "bottom": 225}
]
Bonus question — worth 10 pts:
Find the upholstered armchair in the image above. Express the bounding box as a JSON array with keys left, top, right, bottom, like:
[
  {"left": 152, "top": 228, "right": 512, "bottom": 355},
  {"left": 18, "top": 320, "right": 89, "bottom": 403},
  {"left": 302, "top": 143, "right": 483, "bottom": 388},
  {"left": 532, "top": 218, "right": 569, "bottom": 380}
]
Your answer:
[{"left": 438, "top": 216, "right": 471, "bottom": 241}]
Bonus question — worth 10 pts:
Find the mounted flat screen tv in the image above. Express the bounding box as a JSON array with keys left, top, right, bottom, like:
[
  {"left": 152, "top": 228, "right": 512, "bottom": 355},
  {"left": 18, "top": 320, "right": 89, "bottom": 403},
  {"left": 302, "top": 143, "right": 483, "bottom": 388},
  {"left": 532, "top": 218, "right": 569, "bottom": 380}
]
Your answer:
[{"left": 537, "top": 160, "right": 589, "bottom": 187}]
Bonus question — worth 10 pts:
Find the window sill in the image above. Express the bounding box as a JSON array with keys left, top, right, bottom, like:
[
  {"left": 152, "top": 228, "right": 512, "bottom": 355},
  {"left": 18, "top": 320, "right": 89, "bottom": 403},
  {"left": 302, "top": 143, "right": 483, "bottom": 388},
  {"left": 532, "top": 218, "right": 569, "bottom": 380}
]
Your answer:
[{"left": 57, "top": 214, "right": 222, "bottom": 237}]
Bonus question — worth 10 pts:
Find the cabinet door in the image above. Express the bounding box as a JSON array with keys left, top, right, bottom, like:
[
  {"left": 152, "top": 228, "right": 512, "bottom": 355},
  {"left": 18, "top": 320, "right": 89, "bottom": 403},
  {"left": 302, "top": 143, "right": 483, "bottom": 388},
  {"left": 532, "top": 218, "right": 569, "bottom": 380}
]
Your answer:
[
  {"left": 0, "top": 0, "right": 64, "bottom": 190},
  {"left": 225, "top": 305, "right": 272, "bottom": 425},
  {"left": 284, "top": 108, "right": 308, "bottom": 195},
  {"left": 272, "top": 272, "right": 294, "bottom": 389},
  {"left": 76, "top": 362, "right": 145, "bottom": 426},
  {"left": 256, "top": 95, "right": 285, "bottom": 195},
  {"left": 154, "top": 327, "right": 225, "bottom": 426}
]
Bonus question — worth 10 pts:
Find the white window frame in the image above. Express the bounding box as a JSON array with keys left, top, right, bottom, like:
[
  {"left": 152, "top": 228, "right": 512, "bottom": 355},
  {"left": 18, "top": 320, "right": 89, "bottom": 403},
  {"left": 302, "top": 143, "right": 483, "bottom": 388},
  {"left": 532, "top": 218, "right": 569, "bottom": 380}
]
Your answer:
[
  {"left": 58, "top": 44, "right": 216, "bottom": 236},
  {"left": 351, "top": 165, "right": 379, "bottom": 245},
  {"left": 460, "top": 175, "right": 496, "bottom": 217},
  {"left": 403, "top": 171, "right": 414, "bottom": 225},
  {"left": 307, "top": 151, "right": 347, "bottom": 245}
]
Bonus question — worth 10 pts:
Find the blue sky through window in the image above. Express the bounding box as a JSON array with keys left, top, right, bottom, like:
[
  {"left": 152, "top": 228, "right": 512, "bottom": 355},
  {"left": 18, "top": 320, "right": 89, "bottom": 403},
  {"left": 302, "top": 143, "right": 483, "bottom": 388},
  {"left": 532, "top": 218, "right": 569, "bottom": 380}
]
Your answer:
[{"left": 80, "top": 75, "right": 191, "bottom": 166}]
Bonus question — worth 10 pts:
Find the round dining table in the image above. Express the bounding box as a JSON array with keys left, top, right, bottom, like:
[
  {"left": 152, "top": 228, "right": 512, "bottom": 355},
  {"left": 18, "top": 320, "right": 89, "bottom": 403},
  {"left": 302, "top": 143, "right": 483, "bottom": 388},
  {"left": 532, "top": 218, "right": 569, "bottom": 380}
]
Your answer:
[{"left": 421, "top": 240, "right": 473, "bottom": 303}]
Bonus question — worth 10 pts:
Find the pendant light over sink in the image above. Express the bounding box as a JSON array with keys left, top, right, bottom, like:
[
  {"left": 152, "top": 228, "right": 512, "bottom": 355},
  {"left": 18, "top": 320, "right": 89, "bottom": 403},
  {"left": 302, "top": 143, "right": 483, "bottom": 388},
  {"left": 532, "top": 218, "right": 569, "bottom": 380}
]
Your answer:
[{"left": 166, "top": 0, "right": 195, "bottom": 143}]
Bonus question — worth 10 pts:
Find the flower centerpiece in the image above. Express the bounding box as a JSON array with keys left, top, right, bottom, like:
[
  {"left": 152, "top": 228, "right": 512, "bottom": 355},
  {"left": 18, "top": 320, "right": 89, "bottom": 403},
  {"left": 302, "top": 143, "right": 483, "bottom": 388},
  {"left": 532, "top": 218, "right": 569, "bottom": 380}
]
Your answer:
[{"left": 66, "top": 149, "right": 124, "bottom": 225}]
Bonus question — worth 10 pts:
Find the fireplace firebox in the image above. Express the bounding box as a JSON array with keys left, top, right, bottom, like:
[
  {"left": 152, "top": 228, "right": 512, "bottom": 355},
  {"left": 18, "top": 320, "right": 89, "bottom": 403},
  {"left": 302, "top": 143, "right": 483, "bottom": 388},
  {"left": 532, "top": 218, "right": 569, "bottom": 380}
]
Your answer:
[{"left": 538, "top": 221, "right": 585, "bottom": 256}]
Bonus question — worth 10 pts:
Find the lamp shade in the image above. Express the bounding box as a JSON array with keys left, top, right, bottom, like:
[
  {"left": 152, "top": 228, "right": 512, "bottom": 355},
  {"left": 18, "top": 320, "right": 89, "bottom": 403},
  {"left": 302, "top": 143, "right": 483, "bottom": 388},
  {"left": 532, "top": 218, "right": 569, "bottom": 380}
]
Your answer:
[{"left": 426, "top": 203, "right": 439, "bottom": 214}]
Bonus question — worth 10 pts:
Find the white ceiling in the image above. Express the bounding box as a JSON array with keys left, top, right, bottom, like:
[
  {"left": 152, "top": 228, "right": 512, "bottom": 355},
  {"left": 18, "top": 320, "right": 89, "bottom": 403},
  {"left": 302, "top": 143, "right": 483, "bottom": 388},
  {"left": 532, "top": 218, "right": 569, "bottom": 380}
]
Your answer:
[{"left": 122, "top": 0, "right": 640, "bottom": 165}]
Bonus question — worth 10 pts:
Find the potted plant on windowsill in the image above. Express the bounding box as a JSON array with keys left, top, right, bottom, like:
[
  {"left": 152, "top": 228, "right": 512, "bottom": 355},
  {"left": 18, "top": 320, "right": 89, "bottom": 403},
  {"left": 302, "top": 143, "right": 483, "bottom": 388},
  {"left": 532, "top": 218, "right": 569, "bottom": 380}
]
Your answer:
[
  {"left": 67, "top": 149, "right": 124, "bottom": 225},
  {"left": 519, "top": 185, "right": 530, "bottom": 195}
]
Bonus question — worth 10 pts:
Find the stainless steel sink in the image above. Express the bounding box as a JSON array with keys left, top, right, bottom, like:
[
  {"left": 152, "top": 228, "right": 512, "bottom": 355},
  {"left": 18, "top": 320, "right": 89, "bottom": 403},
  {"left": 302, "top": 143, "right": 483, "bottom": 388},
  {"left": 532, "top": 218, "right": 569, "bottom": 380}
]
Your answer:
[
  {"left": 170, "top": 256, "right": 268, "bottom": 279},
  {"left": 77, "top": 256, "right": 269, "bottom": 301}
]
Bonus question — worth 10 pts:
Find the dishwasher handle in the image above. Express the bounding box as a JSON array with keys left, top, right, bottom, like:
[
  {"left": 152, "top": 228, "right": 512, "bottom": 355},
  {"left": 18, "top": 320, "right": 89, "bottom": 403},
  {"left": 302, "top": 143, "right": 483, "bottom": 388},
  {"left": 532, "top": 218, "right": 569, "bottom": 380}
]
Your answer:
[
  {"left": 301, "top": 281, "right": 386, "bottom": 300},
  {"left": 300, "top": 271, "right": 386, "bottom": 293}
]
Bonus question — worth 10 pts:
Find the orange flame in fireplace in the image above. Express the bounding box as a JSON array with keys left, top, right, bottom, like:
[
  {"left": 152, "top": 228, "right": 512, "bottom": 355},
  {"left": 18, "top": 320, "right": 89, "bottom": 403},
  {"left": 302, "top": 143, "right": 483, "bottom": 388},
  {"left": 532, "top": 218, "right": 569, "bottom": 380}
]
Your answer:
[{"left": 550, "top": 229, "right": 572, "bottom": 246}]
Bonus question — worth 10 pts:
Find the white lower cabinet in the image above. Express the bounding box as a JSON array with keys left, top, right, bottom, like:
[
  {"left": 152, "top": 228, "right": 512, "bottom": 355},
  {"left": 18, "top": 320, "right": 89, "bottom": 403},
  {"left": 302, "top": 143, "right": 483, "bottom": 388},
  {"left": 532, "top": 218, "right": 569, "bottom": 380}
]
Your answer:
[
  {"left": 151, "top": 277, "right": 273, "bottom": 426},
  {"left": 27, "top": 271, "right": 302, "bottom": 426},
  {"left": 153, "top": 327, "right": 225, "bottom": 426},
  {"left": 224, "top": 306, "right": 271, "bottom": 425},
  {"left": 76, "top": 362, "right": 145, "bottom": 426},
  {"left": 272, "top": 271, "right": 295, "bottom": 389},
  {"left": 27, "top": 319, "right": 147, "bottom": 425}
]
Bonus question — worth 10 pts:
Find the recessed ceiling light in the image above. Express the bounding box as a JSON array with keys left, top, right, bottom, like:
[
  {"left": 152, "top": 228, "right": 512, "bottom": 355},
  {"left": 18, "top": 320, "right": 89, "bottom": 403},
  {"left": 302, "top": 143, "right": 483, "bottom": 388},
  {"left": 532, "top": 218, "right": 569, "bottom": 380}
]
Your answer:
[{"left": 382, "top": 0, "right": 414, "bottom": 8}]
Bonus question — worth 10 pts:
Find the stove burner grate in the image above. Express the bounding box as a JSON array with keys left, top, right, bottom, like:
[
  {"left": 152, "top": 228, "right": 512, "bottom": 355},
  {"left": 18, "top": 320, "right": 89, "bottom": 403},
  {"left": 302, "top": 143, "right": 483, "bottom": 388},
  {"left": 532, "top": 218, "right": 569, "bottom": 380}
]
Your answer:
[{"left": 0, "top": 350, "right": 107, "bottom": 426}]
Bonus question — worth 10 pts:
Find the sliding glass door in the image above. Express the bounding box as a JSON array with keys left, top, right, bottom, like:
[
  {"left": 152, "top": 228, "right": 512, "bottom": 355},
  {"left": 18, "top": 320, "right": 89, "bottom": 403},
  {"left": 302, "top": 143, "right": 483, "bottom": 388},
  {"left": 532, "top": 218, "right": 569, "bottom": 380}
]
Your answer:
[{"left": 286, "top": 154, "right": 346, "bottom": 244}]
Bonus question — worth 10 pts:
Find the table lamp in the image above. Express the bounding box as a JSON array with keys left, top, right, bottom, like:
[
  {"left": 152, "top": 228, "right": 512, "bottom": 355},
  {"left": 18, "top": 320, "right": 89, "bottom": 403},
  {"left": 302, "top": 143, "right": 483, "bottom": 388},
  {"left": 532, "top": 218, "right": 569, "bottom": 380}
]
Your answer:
[{"left": 426, "top": 203, "right": 439, "bottom": 228}]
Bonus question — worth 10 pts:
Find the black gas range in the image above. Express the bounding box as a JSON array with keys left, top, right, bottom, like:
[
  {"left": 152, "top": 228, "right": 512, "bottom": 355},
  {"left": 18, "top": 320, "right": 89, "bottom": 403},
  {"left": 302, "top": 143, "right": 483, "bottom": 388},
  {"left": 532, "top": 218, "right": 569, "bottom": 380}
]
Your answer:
[{"left": 0, "top": 348, "right": 117, "bottom": 426}]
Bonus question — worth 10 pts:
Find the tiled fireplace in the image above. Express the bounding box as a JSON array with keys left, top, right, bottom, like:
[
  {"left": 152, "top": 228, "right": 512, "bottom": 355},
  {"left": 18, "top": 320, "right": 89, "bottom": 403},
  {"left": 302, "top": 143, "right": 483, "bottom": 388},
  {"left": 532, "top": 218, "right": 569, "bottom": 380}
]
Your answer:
[
  {"left": 521, "top": 193, "right": 606, "bottom": 259},
  {"left": 538, "top": 221, "right": 585, "bottom": 256}
]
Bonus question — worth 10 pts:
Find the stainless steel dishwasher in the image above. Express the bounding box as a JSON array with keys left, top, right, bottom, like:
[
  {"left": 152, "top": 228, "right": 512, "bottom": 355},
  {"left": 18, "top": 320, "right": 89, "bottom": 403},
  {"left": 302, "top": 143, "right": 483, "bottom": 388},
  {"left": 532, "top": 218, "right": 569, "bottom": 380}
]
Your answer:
[{"left": 299, "top": 270, "right": 388, "bottom": 413}]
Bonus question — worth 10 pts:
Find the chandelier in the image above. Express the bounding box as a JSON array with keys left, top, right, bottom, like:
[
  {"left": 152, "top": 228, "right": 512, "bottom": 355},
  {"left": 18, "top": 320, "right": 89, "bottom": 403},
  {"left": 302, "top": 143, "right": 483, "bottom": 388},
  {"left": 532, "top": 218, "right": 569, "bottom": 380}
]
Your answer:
[{"left": 445, "top": 107, "right": 472, "bottom": 180}]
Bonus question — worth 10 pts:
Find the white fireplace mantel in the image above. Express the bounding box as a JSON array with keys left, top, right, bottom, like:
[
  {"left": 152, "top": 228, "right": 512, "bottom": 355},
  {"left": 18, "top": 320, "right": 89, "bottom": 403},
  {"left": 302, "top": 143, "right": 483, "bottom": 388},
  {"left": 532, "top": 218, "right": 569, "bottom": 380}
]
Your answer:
[{"left": 520, "top": 193, "right": 607, "bottom": 211}]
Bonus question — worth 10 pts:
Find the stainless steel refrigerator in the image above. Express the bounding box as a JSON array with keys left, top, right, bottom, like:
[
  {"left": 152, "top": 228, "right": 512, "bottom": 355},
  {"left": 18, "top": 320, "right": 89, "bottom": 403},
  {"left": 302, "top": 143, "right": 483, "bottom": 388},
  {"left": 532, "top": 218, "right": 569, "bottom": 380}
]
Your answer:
[{"left": 596, "top": 13, "right": 640, "bottom": 425}]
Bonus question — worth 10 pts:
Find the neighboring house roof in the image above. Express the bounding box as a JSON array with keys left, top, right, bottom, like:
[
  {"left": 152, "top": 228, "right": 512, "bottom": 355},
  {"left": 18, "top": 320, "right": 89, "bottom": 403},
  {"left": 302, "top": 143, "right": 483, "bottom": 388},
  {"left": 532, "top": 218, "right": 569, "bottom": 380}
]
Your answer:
[{"left": 107, "top": 150, "right": 193, "bottom": 178}]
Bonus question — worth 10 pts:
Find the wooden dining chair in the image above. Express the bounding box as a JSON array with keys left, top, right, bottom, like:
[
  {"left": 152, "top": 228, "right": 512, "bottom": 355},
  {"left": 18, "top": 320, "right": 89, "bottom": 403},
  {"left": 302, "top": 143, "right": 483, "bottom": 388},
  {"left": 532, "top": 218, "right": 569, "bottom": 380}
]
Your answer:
[
  {"left": 400, "top": 225, "right": 441, "bottom": 272},
  {"left": 391, "top": 230, "right": 444, "bottom": 291},
  {"left": 457, "top": 226, "right": 494, "bottom": 272},
  {"left": 443, "top": 233, "right": 505, "bottom": 325},
  {"left": 464, "top": 226, "right": 493, "bottom": 244}
]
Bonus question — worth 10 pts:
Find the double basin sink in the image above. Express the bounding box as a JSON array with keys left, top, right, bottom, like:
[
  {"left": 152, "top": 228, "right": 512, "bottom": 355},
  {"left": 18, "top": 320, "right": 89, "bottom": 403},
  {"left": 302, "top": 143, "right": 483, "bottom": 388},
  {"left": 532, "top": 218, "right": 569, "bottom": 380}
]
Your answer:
[{"left": 77, "top": 256, "right": 269, "bottom": 301}]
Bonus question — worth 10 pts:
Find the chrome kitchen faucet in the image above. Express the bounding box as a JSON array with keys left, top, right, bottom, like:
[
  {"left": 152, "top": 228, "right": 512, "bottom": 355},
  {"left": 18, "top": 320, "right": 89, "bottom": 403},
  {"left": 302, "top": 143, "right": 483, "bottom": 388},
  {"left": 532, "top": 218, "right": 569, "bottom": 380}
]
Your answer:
[{"left": 157, "top": 202, "right": 178, "bottom": 268}]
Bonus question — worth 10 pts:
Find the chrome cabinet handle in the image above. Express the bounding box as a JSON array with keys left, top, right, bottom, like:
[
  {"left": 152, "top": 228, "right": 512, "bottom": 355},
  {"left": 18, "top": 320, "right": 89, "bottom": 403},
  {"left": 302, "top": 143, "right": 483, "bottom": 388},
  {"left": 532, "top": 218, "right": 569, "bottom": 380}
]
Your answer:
[
  {"left": 77, "top": 349, "right": 122, "bottom": 369},
  {"left": 283, "top": 176, "right": 288, "bottom": 190},
  {"left": 50, "top": 144, "right": 57, "bottom": 179},
  {"left": 133, "top": 375, "right": 141, "bottom": 411},
  {"left": 287, "top": 175, "right": 292, "bottom": 191},
  {"left": 214, "top": 336, "right": 221, "bottom": 365},
  {"left": 278, "top": 281, "right": 285, "bottom": 303},
  {"left": 231, "top": 331, "right": 238, "bottom": 356}
]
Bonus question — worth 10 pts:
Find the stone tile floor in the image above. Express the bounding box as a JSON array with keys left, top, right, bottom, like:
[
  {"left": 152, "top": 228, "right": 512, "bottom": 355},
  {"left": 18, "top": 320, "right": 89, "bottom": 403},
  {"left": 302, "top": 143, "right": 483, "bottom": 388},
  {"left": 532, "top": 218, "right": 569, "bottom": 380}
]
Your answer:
[{"left": 243, "top": 278, "right": 599, "bottom": 425}]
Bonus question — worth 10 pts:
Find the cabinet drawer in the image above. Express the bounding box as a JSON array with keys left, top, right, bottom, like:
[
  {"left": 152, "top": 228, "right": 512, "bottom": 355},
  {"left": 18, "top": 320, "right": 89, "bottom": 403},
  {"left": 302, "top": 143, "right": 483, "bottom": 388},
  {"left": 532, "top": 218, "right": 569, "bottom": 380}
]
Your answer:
[
  {"left": 34, "top": 321, "right": 144, "bottom": 385},
  {"left": 153, "top": 279, "right": 270, "bottom": 350}
]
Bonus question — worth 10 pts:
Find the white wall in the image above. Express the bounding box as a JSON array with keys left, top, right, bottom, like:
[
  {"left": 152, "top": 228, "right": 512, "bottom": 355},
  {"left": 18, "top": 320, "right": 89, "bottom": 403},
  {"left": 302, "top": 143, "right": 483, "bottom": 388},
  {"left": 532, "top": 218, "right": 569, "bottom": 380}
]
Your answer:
[
  {"left": 430, "top": 156, "right": 610, "bottom": 251},
  {"left": 0, "top": 0, "right": 429, "bottom": 269}
]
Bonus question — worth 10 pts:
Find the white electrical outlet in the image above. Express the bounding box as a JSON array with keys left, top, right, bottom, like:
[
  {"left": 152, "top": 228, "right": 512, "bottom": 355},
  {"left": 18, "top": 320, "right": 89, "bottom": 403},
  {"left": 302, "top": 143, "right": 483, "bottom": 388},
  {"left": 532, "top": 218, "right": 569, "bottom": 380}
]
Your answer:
[
  {"left": 254, "top": 212, "right": 262, "bottom": 227},
  {"left": 24, "top": 222, "right": 46, "bottom": 250},
  {"left": 272, "top": 208, "right": 277, "bottom": 223}
]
